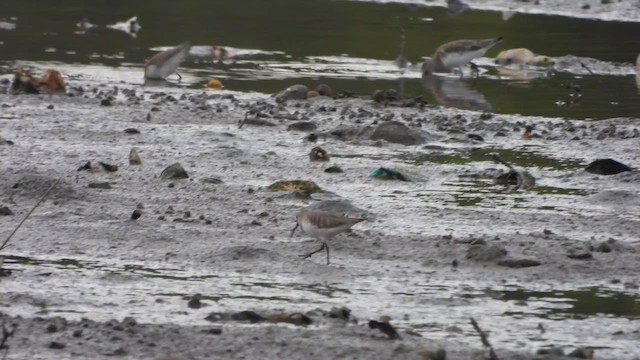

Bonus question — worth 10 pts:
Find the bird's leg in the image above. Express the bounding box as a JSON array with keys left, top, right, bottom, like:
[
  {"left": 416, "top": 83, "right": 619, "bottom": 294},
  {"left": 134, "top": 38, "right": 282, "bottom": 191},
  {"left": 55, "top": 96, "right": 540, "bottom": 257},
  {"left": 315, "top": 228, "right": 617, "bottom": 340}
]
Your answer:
[
  {"left": 175, "top": 72, "right": 182, "bottom": 81},
  {"left": 300, "top": 242, "right": 326, "bottom": 260},
  {"left": 456, "top": 66, "right": 464, "bottom": 79},
  {"left": 289, "top": 222, "right": 299, "bottom": 238},
  {"left": 470, "top": 62, "right": 479, "bottom": 78},
  {"left": 325, "top": 242, "right": 330, "bottom": 265}
]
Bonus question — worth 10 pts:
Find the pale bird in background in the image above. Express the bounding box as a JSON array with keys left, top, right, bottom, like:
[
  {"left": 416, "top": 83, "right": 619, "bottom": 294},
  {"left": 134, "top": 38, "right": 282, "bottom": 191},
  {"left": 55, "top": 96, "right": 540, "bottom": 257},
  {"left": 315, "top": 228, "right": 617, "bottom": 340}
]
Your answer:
[
  {"left": 144, "top": 42, "right": 192, "bottom": 80},
  {"left": 447, "top": 0, "right": 470, "bottom": 16},
  {"left": 422, "top": 37, "right": 503, "bottom": 76}
]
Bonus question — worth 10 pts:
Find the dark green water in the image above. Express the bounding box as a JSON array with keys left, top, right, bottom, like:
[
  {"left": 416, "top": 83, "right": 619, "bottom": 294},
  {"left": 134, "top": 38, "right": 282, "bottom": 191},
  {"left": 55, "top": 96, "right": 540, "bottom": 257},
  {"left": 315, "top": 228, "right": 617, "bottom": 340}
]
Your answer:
[{"left": 1, "top": 0, "right": 639, "bottom": 119}]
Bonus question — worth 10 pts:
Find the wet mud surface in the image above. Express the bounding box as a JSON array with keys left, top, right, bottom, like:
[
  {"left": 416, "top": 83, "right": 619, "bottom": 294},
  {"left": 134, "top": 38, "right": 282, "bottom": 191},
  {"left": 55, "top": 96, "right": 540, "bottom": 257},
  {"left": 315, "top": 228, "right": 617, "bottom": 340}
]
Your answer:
[
  {"left": 2, "top": 2, "right": 640, "bottom": 359},
  {"left": 1, "top": 79, "right": 639, "bottom": 359}
]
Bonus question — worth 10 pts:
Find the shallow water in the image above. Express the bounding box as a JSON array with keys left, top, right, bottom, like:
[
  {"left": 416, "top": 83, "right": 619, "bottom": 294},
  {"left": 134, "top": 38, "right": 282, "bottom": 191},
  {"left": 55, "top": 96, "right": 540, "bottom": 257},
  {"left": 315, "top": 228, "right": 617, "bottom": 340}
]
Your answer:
[{"left": 1, "top": 0, "right": 640, "bottom": 119}]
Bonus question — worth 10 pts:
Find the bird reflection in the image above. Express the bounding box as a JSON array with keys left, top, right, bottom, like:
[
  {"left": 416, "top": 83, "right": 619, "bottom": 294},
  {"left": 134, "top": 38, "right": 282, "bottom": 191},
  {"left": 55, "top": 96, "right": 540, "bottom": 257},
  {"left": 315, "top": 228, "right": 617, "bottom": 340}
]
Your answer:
[
  {"left": 447, "top": 0, "right": 469, "bottom": 16},
  {"left": 420, "top": 73, "right": 494, "bottom": 112}
]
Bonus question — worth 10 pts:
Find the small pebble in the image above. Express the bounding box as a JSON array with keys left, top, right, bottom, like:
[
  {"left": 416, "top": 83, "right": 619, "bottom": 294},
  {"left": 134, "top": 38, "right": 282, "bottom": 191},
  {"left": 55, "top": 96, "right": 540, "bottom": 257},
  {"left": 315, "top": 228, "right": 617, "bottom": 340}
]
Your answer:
[
  {"left": 131, "top": 209, "right": 142, "bottom": 220},
  {"left": 49, "top": 341, "right": 66, "bottom": 349}
]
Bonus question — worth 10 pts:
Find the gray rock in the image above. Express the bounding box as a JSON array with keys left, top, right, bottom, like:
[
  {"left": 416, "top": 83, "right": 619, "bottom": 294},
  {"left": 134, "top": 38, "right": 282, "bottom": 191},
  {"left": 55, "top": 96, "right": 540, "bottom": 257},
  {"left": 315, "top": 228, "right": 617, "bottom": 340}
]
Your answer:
[
  {"left": 160, "top": 163, "right": 189, "bottom": 180},
  {"left": 275, "top": 84, "right": 308, "bottom": 103},
  {"left": 287, "top": 121, "right": 317, "bottom": 132},
  {"left": 369, "top": 121, "right": 433, "bottom": 145}
]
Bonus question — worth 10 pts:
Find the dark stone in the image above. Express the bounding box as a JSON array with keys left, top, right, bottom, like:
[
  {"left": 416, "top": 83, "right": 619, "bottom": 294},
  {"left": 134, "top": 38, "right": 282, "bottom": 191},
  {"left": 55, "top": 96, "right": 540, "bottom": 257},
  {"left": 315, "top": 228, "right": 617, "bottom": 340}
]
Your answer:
[
  {"left": 594, "top": 242, "right": 611, "bottom": 253},
  {"left": 49, "top": 341, "right": 66, "bottom": 349},
  {"left": 287, "top": 121, "right": 317, "bottom": 132},
  {"left": 232, "top": 310, "right": 266, "bottom": 323},
  {"left": 328, "top": 307, "right": 351, "bottom": 320},
  {"left": 46, "top": 324, "right": 58, "bottom": 333},
  {"left": 567, "top": 251, "right": 593, "bottom": 260},
  {"left": 204, "top": 328, "right": 223, "bottom": 335},
  {"left": 275, "top": 84, "right": 308, "bottom": 103},
  {"left": 188, "top": 295, "right": 202, "bottom": 309},
  {"left": 200, "top": 177, "right": 224, "bottom": 184},
  {"left": 368, "top": 320, "right": 399, "bottom": 339},
  {"left": 88, "top": 182, "right": 111, "bottom": 189},
  {"left": 568, "top": 347, "right": 594, "bottom": 358},
  {"left": 324, "top": 165, "right": 344, "bottom": 173},
  {"left": 131, "top": 209, "right": 142, "bottom": 220},
  {"left": 370, "top": 121, "right": 432, "bottom": 145},
  {"left": 47, "top": 104, "right": 54, "bottom": 110},
  {"left": 0, "top": 206, "right": 13, "bottom": 216},
  {"left": 498, "top": 258, "right": 541, "bottom": 268},
  {"left": 100, "top": 99, "right": 112, "bottom": 106},
  {"left": 123, "top": 128, "right": 141, "bottom": 134},
  {"left": 159, "top": 163, "right": 189, "bottom": 180},
  {"left": 372, "top": 90, "right": 386, "bottom": 103},
  {"left": 585, "top": 158, "right": 632, "bottom": 175},
  {"left": 467, "top": 134, "right": 484, "bottom": 142},
  {"left": 122, "top": 317, "right": 137, "bottom": 327},
  {"left": 241, "top": 118, "right": 276, "bottom": 127},
  {"left": 72, "top": 329, "right": 83, "bottom": 337}
]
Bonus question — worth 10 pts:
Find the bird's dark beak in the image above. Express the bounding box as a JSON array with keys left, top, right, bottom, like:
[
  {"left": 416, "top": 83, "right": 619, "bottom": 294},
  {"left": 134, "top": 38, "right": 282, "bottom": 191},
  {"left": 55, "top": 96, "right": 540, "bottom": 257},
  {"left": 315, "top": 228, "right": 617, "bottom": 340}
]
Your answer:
[{"left": 289, "top": 222, "right": 299, "bottom": 238}]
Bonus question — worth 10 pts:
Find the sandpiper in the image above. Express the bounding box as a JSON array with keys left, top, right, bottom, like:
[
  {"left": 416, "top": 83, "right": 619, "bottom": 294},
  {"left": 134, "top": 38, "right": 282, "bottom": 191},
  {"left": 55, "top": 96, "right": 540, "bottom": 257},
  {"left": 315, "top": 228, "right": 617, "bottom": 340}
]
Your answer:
[
  {"left": 144, "top": 42, "right": 192, "bottom": 80},
  {"left": 422, "top": 37, "right": 503, "bottom": 75},
  {"left": 290, "top": 210, "right": 364, "bottom": 265}
]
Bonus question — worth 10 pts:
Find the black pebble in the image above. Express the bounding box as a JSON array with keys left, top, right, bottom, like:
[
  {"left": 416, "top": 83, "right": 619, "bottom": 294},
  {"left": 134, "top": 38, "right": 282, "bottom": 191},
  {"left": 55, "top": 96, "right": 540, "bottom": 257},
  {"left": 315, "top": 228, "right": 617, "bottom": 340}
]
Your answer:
[
  {"left": 49, "top": 341, "right": 66, "bottom": 349},
  {"left": 131, "top": 209, "right": 142, "bottom": 220},
  {"left": 585, "top": 158, "right": 632, "bottom": 175},
  {"left": 368, "top": 320, "right": 400, "bottom": 339}
]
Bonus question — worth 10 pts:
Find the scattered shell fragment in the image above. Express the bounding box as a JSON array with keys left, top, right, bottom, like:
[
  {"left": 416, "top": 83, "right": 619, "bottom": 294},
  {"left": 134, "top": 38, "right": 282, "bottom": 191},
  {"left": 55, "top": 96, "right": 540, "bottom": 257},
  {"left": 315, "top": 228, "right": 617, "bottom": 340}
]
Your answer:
[
  {"left": 267, "top": 180, "right": 320, "bottom": 192},
  {"left": 159, "top": 163, "right": 189, "bottom": 180},
  {"left": 129, "top": 148, "right": 142, "bottom": 165}
]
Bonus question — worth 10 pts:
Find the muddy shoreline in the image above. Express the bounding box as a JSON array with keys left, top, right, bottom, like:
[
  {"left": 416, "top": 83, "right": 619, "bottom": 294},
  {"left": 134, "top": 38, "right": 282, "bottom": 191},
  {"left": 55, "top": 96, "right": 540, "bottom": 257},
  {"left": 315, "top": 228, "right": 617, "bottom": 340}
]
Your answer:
[{"left": 1, "top": 77, "right": 639, "bottom": 359}]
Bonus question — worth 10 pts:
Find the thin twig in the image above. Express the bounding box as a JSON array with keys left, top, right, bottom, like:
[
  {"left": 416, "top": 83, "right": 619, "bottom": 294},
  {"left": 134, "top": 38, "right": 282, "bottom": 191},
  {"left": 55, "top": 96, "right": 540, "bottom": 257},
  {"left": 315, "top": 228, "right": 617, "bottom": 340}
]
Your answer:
[
  {"left": 470, "top": 317, "right": 499, "bottom": 360},
  {"left": 0, "top": 177, "right": 61, "bottom": 252},
  {"left": 0, "top": 321, "right": 16, "bottom": 353},
  {"left": 489, "top": 154, "right": 514, "bottom": 170},
  {"left": 238, "top": 111, "right": 249, "bottom": 129},
  {"left": 580, "top": 62, "right": 595, "bottom": 75}
]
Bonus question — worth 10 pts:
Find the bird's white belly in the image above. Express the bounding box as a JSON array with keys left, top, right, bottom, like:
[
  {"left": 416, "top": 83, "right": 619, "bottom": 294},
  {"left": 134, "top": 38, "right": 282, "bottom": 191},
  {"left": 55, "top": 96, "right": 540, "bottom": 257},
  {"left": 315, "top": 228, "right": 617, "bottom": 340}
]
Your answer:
[{"left": 440, "top": 48, "right": 486, "bottom": 69}]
